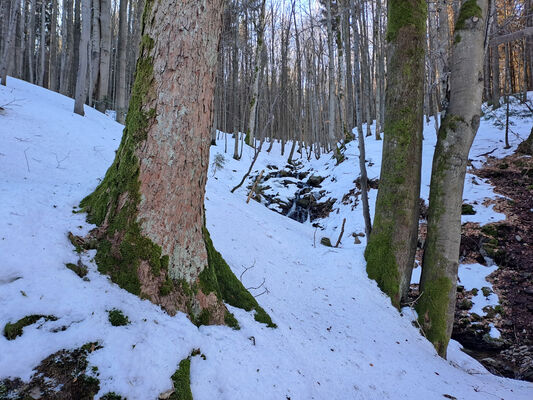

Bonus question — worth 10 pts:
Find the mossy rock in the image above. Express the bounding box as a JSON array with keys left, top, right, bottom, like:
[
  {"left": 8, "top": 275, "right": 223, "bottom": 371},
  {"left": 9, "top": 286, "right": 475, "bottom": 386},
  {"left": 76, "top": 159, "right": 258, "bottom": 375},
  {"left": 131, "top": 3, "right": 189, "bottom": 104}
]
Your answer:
[
  {"left": 458, "top": 298, "right": 473, "bottom": 310},
  {"left": 461, "top": 204, "right": 476, "bottom": 215},
  {"left": 4, "top": 315, "right": 58, "bottom": 340},
  {"left": 108, "top": 309, "right": 130, "bottom": 327},
  {"left": 66, "top": 261, "right": 88, "bottom": 278},
  {"left": 320, "top": 237, "right": 332, "bottom": 247}
]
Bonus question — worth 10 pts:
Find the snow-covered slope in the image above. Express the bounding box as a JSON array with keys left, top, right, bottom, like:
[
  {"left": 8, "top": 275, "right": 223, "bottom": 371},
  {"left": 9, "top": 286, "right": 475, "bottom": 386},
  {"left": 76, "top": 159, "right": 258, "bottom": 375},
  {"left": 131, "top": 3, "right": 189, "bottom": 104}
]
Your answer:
[{"left": 1, "top": 78, "right": 532, "bottom": 399}]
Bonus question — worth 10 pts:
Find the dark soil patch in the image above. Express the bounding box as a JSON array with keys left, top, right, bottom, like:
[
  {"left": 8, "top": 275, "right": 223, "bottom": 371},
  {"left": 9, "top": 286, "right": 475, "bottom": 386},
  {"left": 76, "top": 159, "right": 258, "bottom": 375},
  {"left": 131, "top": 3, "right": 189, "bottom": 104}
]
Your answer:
[{"left": 0, "top": 343, "right": 102, "bottom": 399}]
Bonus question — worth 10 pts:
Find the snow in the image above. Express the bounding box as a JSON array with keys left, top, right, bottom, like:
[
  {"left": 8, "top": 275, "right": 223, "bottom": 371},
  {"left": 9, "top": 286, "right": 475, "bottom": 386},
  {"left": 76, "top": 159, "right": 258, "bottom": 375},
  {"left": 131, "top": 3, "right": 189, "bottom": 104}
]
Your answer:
[{"left": 1, "top": 78, "right": 532, "bottom": 399}]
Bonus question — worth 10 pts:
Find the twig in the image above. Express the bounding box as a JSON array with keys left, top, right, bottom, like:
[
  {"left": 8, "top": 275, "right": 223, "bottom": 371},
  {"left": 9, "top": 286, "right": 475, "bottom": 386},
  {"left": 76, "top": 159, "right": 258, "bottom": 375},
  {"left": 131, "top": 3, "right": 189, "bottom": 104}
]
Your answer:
[
  {"left": 334, "top": 218, "right": 346, "bottom": 248},
  {"left": 23, "top": 147, "right": 30, "bottom": 172},
  {"left": 53, "top": 151, "right": 71, "bottom": 168},
  {"left": 239, "top": 260, "right": 256, "bottom": 281},
  {"left": 246, "top": 170, "right": 264, "bottom": 204},
  {"left": 475, "top": 148, "right": 497, "bottom": 157},
  {"left": 246, "top": 278, "right": 266, "bottom": 291}
]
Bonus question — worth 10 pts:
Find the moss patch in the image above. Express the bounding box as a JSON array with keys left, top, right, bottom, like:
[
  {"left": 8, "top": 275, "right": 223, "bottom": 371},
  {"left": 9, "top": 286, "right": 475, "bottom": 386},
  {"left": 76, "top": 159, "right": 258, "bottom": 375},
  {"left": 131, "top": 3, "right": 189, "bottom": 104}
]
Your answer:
[
  {"left": 202, "top": 227, "right": 276, "bottom": 328},
  {"left": 170, "top": 358, "right": 192, "bottom": 400},
  {"left": 66, "top": 262, "right": 88, "bottom": 278},
  {"left": 365, "top": 226, "right": 401, "bottom": 308},
  {"left": 386, "top": 0, "right": 427, "bottom": 42},
  {"left": 461, "top": 204, "right": 476, "bottom": 215},
  {"left": 455, "top": 0, "right": 482, "bottom": 31},
  {"left": 108, "top": 309, "right": 130, "bottom": 327},
  {"left": 4, "top": 315, "right": 58, "bottom": 340},
  {"left": 415, "top": 276, "right": 453, "bottom": 357},
  {"left": 100, "top": 393, "right": 124, "bottom": 400}
]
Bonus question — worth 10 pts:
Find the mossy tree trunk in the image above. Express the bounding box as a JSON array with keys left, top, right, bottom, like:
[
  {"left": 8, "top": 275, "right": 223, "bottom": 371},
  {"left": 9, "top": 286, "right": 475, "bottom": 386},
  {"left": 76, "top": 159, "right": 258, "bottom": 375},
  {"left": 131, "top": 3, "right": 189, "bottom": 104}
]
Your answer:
[
  {"left": 80, "top": 0, "right": 274, "bottom": 328},
  {"left": 364, "top": 0, "right": 426, "bottom": 308},
  {"left": 416, "top": 0, "right": 489, "bottom": 358}
]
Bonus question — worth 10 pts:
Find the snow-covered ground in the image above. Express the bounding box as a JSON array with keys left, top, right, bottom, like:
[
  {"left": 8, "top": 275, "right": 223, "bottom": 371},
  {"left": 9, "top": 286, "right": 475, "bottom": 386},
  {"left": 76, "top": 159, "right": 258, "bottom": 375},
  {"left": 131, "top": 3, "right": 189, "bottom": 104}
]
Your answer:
[{"left": 1, "top": 78, "right": 532, "bottom": 399}]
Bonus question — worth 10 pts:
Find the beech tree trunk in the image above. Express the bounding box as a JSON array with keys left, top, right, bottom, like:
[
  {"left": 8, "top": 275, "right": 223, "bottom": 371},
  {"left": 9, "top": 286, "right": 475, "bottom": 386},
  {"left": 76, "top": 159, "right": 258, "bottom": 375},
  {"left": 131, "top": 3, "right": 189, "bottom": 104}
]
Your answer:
[
  {"left": 365, "top": 0, "right": 426, "bottom": 308},
  {"left": 96, "top": 0, "right": 111, "bottom": 112},
  {"left": 0, "top": 0, "right": 20, "bottom": 86},
  {"left": 79, "top": 0, "right": 273, "bottom": 327},
  {"left": 417, "top": 0, "right": 489, "bottom": 358},
  {"left": 73, "top": 0, "right": 90, "bottom": 115},
  {"left": 115, "top": 0, "right": 128, "bottom": 122}
]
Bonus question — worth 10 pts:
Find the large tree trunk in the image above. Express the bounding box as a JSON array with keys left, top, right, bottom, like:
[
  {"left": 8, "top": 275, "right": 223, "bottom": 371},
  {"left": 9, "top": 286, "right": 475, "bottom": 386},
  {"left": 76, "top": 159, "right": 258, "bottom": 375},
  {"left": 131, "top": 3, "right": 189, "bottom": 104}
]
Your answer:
[
  {"left": 73, "top": 0, "right": 90, "bottom": 115},
  {"left": 79, "top": 0, "right": 273, "bottom": 328},
  {"left": 365, "top": 0, "right": 426, "bottom": 308},
  {"left": 114, "top": 0, "right": 128, "bottom": 123},
  {"left": 417, "top": 0, "right": 489, "bottom": 358}
]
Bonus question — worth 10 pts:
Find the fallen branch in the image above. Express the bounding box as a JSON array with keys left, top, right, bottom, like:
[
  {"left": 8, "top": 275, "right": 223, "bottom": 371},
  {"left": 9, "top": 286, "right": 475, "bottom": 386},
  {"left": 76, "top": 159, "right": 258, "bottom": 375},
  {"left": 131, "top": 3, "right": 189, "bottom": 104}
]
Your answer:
[
  {"left": 231, "top": 140, "right": 264, "bottom": 193},
  {"left": 334, "top": 218, "right": 346, "bottom": 248},
  {"left": 23, "top": 147, "right": 30, "bottom": 172},
  {"left": 475, "top": 148, "right": 496, "bottom": 157},
  {"left": 246, "top": 169, "right": 264, "bottom": 204}
]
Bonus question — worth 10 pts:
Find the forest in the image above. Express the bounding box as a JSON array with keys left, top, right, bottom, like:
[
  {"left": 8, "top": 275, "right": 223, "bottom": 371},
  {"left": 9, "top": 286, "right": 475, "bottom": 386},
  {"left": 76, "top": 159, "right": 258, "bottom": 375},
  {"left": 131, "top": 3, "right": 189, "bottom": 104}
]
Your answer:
[{"left": 0, "top": 0, "right": 532, "bottom": 399}]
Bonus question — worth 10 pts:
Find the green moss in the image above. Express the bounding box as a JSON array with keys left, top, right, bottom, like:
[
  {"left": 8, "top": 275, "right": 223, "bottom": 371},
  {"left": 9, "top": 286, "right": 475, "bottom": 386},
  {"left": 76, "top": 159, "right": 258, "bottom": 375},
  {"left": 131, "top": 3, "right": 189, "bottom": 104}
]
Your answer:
[
  {"left": 170, "top": 358, "right": 192, "bottom": 400},
  {"left": 159, "top": 277, "right": 174, "bottom": 296},
  {"left": 201, "top": 227, "right": 276, "bottom": 328},
  {"left": 454, "top": 34, "right": 462, "bottom": 44},
  {"left": 365, "top": 227, "right": 401, "bottom": 308},
  {"left": 481, "top": 224, "right": 498, "bottom": 237},
  {"left": 4, "top": 315, "right": 57, "bottom": 340},
  {"left": 100, "top": 393, "right": 124, "bottom": 400},
  {"left": 386, "top": 0, "right": 427, "bottom": 42},
  {"left": 224, "top": 311, "right": 240, "bottom": 329},
  {"left": 455, "top": 0, "right": 482, "bottom": 31},
  {"left": 461, "top": 204, "right": 476, "bottom": 215},
  {"left": 415, "top": 277, "right": 453, "bottom": 357},
  {"left": 108, "top": 309, "right": 130, "bottom": 327},
  {"left": 481, "top": 286, "right": 492, "bottom": 297},
  {"left": 66, "top": 262, "right": 88, "bottom": 278}
]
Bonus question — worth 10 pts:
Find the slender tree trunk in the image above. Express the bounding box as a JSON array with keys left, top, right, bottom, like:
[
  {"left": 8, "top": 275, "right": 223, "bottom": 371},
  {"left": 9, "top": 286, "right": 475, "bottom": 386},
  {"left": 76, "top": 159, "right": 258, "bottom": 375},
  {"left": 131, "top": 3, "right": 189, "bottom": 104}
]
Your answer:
[
  {"left": 97, "top": 0, "right": 111, "bottom": 112},
  {"left": 417, "top": 0, "right": 489, "bottom": 358},
  {"left": 79, "top": 0, "right": 273, "bottom": 328},
  {"left": 245, "top": 0, "right": 266, "bottom": 148},
  {"left": 115, "top": 0, "right": 128, "bottom": 122},
  {"left": 351, "top": 0, "right": 371, "bottom": 240},
  {"left": 326, "top": 0, "right": 336, "bottom": 144},
  {"left": 89, "top": 0, "right": 101, "bottom": 105},
  {"left": 28, "top": 0, "right": 35, "bottom": 83},
  {"left": 37, "top": 0, "right": 45, "bottom": 86},
  {"left": 365, "top": 0, "right": 426, "bottom": 308},
  {"left": 59, "top": 0, "right": 71, "bottom": 94},
  {"left": 49, "top": 0, "right": 58, "bottom": 91},
  {"left": 74, "top": 0, "right": 90, "bottom": 115},
  {"left": 0, "top": 0, "right": 20, "bottom": 86}
]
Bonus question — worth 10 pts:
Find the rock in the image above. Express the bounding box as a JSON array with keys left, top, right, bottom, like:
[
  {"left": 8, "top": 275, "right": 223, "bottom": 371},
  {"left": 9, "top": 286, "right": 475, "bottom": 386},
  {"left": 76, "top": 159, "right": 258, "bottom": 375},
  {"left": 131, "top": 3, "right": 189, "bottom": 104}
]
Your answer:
[
  {"left": 159, "top": 389, "right": 175, "bottom": 399},
  {"left": 320, "top": 237, "right": 332, "bottom": 247},
  {"left": 516, "top": 235, "right": 523, "bottom": 242},
  {"left": 307, "top": 175, "right": 325, "bottom": 187}
]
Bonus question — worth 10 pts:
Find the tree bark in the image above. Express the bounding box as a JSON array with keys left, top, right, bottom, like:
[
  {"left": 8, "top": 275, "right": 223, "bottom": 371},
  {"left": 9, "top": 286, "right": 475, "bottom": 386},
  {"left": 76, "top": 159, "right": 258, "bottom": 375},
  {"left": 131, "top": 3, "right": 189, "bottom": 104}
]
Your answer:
[
  {"left": 49, "top": 0, "right": 59, "bottom": 91},
  {"left": 96, "top": 0, "right": 111, "bottom": 112},
  {"left": 0, "top": 0, "right": 20, "bottom": 86},
  {"left": 417, "top": 0, "right": 489, "bottom": 358},
  {"left": 79, "top": 0, "right": 273, "bottom": 327},
  {"left": 74, "top": 0, "right": 90, "bottom": 115},
  {"left": 115, "top": 0, "right": 128, "bottom": 123},
  {"left": 365, "top": 0, "right": 426, "bottom": 308}
]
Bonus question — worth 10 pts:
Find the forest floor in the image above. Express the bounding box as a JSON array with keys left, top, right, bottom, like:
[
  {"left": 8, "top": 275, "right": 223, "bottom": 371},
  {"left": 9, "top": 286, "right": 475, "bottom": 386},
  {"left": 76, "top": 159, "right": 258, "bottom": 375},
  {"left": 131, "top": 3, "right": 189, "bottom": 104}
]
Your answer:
[{"left": 1, "top": 78, "right": 533, "bottom": 400}]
